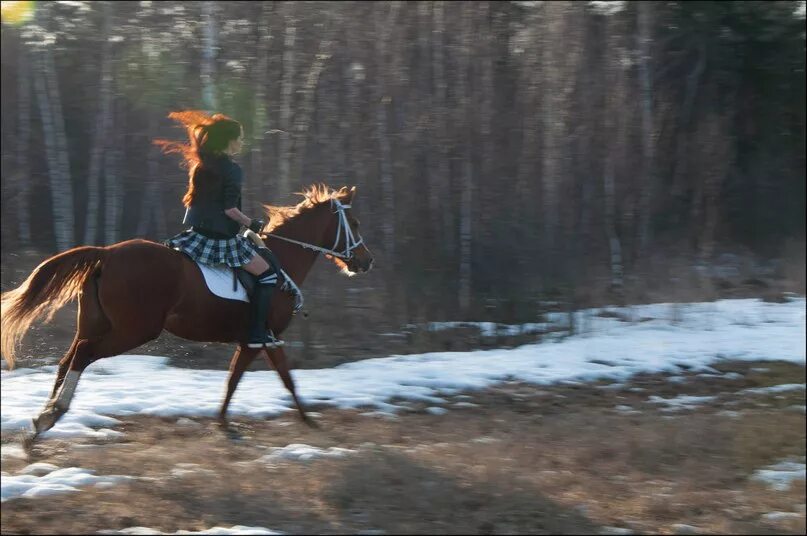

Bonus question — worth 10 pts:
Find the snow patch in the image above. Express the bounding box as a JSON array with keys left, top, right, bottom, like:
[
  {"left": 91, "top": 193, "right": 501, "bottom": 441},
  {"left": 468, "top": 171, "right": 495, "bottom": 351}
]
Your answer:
[
  {"left": 739, "top": 384, "right": 806, "bottom": 396},
  {"left": 751, "top": 460, "right": 807, "bottom": 491},
  {"left": 254, "top": 443, "right": 355, "bottom": 464},
  {"left": 1, "top": 299, "right": 804, "bottom": 439},
  {"left": 100, "top": 526, "right": 283, "bottom": 535},
  {"left": 646, "top": 395, "right": 716, "bottom": 412},
  {"left": 2, "top": 465, "right": 133, "bottom": 502}
]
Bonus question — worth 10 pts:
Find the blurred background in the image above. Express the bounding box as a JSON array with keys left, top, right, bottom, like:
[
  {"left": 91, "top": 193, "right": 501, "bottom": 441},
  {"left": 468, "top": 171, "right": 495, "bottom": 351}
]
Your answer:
[{"left": 0, "top": 0, "right": 805, "bottom": 368}]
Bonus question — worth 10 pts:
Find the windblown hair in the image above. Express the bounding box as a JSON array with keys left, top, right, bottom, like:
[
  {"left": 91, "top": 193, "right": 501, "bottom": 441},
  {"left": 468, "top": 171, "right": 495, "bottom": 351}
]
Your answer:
[{"left": 153, "top": 110, "right": 242, "bottom": 207}]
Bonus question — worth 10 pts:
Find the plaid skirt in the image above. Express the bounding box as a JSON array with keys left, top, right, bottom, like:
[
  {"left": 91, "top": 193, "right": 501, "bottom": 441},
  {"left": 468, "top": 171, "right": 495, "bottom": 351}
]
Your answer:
[{"left": 165, "top": 229, "right": 259, "bottom": 268}]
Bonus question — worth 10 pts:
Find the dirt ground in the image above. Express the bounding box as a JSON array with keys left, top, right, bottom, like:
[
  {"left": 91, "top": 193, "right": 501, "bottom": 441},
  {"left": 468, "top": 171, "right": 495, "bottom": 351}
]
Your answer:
[{"left": 2, "top": 359, "right": 805, "bottom": 535}]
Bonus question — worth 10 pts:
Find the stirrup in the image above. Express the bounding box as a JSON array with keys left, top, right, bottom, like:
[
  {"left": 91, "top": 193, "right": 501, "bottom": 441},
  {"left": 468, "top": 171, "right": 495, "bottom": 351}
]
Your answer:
[
  {"left": 278, "top": 273, "right": 304, "bottom": 313},
  {"left": 247, "top": 331, "right": 285, "bottom": 349}
]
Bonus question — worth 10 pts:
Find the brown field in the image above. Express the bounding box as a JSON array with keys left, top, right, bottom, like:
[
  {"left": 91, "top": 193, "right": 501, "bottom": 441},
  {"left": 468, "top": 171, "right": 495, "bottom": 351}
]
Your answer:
[{"left": 2, "top": 360, "right": 805, "bottom": 535}]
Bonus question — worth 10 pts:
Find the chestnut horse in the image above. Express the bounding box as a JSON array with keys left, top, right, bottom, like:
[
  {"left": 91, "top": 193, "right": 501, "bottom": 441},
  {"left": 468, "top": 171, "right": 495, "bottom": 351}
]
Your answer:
[{"left": 1, "top": 184, "right": 373, "bottom": 443}]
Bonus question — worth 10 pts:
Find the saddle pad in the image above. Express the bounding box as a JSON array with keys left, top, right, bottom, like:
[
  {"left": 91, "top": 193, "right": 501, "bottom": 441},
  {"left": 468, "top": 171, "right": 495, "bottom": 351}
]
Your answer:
[{"left": 196, "top": 262, "right": 249, "bottom": 303}]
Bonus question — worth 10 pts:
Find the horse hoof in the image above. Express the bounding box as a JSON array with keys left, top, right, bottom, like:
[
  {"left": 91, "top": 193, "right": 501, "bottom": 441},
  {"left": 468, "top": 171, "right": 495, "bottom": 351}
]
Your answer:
[
  {"left": 21, "top": 430, "right": 38, "bottom": 454},
  {"left": 302, "top": 416, "right": 319, "bottom": 429},
  {"left": 216, "top": 419, "right": 245, "bottom": 441},
  {"left": 223, "top": 426, "right": 244, "bottom": 441}
]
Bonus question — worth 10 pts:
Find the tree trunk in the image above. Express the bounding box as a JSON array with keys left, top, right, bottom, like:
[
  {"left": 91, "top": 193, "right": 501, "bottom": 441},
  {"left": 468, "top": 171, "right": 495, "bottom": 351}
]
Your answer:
[
  {"left": 344, "top": 15, "right": 365, "bottom": 187},
  {"left": 458, "top": 6, "right": 473, "bottom": 314},
  {"left": 376, "top": 2, "right": 400, "bottom": 264},
  {"left": 540, "top": 3, "right": 563, "bottom": 271},
  {"left": 514, "top": 12, "right": 540, "bottom": 278},
  {"left": 84, "top": 1, "right": 114, "bottom": 245},
  {"left": 45, "top": 48, "right": 75, "bottom": 249},
  {"left": 32, "top": 5, "right": 75, "bottom": 252},
  {"left": 250, "top": 1, "right": 272, "bottom": 212},
  {"left": 432, "top": 0, "right": 452, "bottom": 257},
  {"left": 603, "top": 154, "right": 624, "bottom": 291},
  {"left": 604, "top": 15, "right": 625, "bottom": 292},
  {"left": 291, "top": 36, "right": 333, "bottom": 182},
  {"left": 201, "top": 1, "right": 218, "bottom": 111},
  {"left": 136, "top": 115, "right": 167, "bottom": 238},
  {"left": 278, "top": 2, "right": 297, "bottom": 195},
  {"left": 418, "top": 1, "right": 438, "bottom": 240},
  {"left": 104, "top": 95, "right": 122, "bottom": 245},
  {"left": 16, "top": 43, "right": 32, "bottom": 246},
  {"left": 637, "top": 0, "right": 655, "bottom": 254},
  {"left": 478, "top": 3, "right": 495, "bottom": 264}
]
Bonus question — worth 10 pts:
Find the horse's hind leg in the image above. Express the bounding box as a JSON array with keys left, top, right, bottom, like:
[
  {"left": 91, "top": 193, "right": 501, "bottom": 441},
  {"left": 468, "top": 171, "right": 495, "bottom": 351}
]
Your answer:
[
  {"left": 218, "top": 345, "right": 260, "bottom": 428},
  {"left": 33, "top": 337, "right": 101, "bottom": 436},
  {"left": 43, "top": 276, "right": 110, "bottom": 404},
  {"left": 263, "top": 346, "right": 313, "bottom": 427},
  {"left": 32, "top": 329, "right": 161, "bottom": 439},
  {"left": 48, "top": 338, "right": 77, "bottom": 400}
]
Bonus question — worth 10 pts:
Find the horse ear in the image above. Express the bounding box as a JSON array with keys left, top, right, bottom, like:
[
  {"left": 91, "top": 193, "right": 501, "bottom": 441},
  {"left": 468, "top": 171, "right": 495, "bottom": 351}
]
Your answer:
[{"left": 346, "top": 185, "right": 357, "bottom": 202}]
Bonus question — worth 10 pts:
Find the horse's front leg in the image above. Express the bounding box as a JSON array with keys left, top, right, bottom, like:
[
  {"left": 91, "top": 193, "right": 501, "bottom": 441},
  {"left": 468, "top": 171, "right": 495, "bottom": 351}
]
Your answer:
[
  {"left": 263, "top": 346, "right": 314, "bottom": 427},
  {"left": 218, "top": 345, "right": 260, "bottom": 428}
]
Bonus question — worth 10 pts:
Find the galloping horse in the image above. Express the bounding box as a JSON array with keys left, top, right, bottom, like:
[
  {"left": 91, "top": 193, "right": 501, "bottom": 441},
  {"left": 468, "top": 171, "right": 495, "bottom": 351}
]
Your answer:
[{"left": 1, "top": 184, "right": 374, "bottom": 443}]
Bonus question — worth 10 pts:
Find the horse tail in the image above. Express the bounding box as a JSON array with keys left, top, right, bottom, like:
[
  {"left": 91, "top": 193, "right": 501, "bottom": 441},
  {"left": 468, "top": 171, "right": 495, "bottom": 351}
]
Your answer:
[{"left": 1, "top": 246, "right": 107, "bottom": 370}]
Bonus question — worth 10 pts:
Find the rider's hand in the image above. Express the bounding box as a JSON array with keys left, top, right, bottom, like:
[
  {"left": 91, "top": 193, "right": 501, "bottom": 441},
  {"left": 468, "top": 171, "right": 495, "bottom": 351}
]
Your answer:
[{"left": 248, "top": 219, "right": 265, "bottom": 234}]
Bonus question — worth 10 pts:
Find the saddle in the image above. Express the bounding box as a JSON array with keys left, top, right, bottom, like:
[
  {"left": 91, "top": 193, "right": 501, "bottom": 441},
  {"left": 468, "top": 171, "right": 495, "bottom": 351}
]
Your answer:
[
  {"left": 166, "top": 232, "right": 304, "bottom": 312},
  {"left": 233, "top": 246, "right": 280, "bottom": 296}
]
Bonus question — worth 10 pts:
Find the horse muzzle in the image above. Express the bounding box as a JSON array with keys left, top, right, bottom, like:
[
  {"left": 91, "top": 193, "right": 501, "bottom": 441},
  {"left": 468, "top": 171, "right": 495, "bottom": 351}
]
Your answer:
[{"left": 348, "top": 251, "right": 374, "bottom": 273}]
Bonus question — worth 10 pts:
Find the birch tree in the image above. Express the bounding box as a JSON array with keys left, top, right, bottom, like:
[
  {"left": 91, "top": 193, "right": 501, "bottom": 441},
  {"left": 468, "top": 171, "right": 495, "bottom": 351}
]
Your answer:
[
  {"left": 249, "top": 1, "right": 272, "bottom": 212},
  {"left": 432, "top": 0, "right": 452, "bottom": 256},
  {"left": 457, "top": 5, "right": 474, "bottom": 313},
  {"left": 201, "top": 1, "right": 218, "bottom": 111},
  {"left": 103, "top": 94, "right": 123, "bottom": 245},
  {"left": 277, "top": 2, "right": 297, "bottom": 195},
  {"left": 603, "top": 12, "right": 625, "bottom": 291},
  {"left": 83, "top": 2, "right": 114, "bottom": 245},
  {"left": 15, "top": 42, "right": 31, "bottom": 245},
  {"left": 291, "top": 35, "right": 333, "bottom": 182},
  {"left": 30, "top": 4, "right": 74, "bottom": 251},
  {"left": 375, "top": 2, "right": 400, "bottom": 263},
  {"left": 636, "top": 0, "right": 656, "bottom": 254}
]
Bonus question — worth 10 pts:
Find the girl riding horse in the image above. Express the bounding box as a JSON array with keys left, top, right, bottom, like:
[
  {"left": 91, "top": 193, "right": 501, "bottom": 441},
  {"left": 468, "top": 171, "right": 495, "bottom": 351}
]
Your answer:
[
  {"left": 156, "top": 111, "right": 282, "bottom": 349},
  {"left": 1, "top": 112, "right": 373, "bottom": 443}
]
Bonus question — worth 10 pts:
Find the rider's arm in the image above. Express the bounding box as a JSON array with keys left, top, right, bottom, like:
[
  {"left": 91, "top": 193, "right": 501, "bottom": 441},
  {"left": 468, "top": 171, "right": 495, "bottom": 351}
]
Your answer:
[
  {"left": 224, "top": 207, "right": 251, "bottom": 227},
  {"left": 221, "top": 161, "right": 260, "bottom": 229}
]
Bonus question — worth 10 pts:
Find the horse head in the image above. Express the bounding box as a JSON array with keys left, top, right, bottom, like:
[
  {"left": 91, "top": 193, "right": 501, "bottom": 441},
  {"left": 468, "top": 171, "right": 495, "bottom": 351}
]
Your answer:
[
  {"left": 325, "top": 185, "right": 375, "bottom": 274},
  {"left": 261, "top": 184, "right": 374, "bottom": 275}
]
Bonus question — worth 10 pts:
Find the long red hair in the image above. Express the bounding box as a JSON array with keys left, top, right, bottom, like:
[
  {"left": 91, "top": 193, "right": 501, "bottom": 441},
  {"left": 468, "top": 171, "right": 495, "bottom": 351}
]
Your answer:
[{"left": 154, "top": 111, "right": 242, "bottom": 207}]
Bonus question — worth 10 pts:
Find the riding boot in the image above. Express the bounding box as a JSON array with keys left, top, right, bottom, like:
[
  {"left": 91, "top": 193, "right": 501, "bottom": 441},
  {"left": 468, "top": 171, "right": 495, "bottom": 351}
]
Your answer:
[{"left": 247, "top": 282, "right": 284, "bottom": 349}]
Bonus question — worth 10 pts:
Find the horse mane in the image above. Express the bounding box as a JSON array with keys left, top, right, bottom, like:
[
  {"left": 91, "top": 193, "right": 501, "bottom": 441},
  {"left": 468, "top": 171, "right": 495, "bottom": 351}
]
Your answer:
[{"left": 262, "top": 183, "right": 351, "bottom": 232}]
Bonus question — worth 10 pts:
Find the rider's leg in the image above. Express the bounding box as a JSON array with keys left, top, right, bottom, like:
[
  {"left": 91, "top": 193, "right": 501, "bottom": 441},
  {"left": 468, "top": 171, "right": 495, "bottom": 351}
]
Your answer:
[
  {"left": 241, "top": 253, "right": 270, "bottom": 277},
  {"left": 242, "top": 253, "right": 283, "bottom": 348}
]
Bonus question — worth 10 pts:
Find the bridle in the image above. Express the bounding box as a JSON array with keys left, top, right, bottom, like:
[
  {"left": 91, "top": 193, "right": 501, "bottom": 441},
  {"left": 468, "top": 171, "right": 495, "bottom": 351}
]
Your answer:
[{"left": 264, "top": 198, "right": 365, "bottom": 261}]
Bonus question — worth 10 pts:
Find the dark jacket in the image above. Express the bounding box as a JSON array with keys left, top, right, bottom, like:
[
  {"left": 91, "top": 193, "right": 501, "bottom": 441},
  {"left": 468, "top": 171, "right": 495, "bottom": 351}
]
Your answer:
[{"left": 182, "top": 153, "right": 243, "bottom": 237}]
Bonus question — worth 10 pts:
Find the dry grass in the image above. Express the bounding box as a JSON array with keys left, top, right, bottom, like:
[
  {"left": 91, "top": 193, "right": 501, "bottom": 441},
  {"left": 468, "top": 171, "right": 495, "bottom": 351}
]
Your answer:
[{"left": 2, "top": 360, "right": 804, "bottom": 535}]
